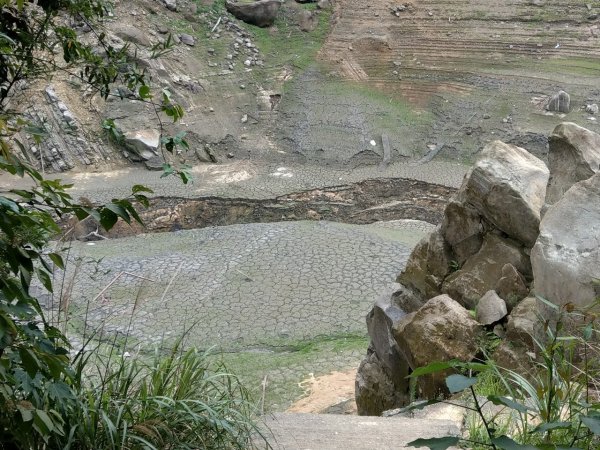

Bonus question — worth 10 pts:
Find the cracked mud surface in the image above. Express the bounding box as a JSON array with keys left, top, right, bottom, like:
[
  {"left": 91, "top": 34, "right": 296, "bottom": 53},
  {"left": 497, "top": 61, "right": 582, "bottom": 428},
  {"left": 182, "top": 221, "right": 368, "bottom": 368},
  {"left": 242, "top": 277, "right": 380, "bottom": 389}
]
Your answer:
[{"left": 47, "top": 219, "right": 433, "bottom": 410}]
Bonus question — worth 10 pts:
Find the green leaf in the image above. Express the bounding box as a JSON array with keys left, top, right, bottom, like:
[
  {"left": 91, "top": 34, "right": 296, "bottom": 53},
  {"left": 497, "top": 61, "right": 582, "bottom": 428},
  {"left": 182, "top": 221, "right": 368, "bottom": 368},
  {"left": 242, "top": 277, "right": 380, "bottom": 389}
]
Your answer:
[
  {"left": 19, "top": 348, "right": 41, "bottom": 378},
  {"left": 531, "top": 421, "right": 572, "bottom": 433},
  {"left": 138, "top": 85, "right": 151, "bottom": 99},
  {"left": 535, "top": 295, "right": 559, "bottom": 311},
  {"left": 161, "top": 163, "right": 174, "bottom": 178},
  {"left": 104, "top": 202, "right": 130, "bottom": 223},
  {"left": 17, "top": 404, "right": 34, "bottom": 422},
  {"left": 132, "top": 184, "right": 153, "bottom": 194},
  {"left": 47, "top": 253, "right": 64, "bottom": 270},
  {"left": 99, "top": 209, "right": 118, "bottom": 230},
  {"left": 487, "top": 395, "right": 531, "bottom": 413},
  {"left": 446, "top": 374, "right": 477, "bottom": 393},
  {"left": 36, "top": 268, "right": 53, "bottom": 293},
  {"left": 0, "top": 196, "right": 19, "bottom": 212},
  {"left": 581, "top": 415, "right": 600, "bottom": 435},
  {"left": 582, "top": 322, "right": 594, "bottom": 341},
  {"left": 47, "top": 381, "right": 74, "bottom": 402},
  {"left": 33, "top": 409, "right": 55, "bottom": 437},
  {"left": 407, "top": 436, "right": 460, "bottom": 450},
  {"left": 491, "top": 436, "right": 538, "bottom": 450},
  {"left": 409, "top": 361, "right": 459, "bottom": 377}
]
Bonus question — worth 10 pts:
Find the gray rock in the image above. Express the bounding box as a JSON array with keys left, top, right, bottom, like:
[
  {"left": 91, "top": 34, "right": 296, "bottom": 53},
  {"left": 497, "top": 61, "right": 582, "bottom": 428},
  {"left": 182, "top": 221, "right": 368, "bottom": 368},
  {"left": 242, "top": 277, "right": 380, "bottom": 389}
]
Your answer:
[
  {"left": 505, "top": 297, "right": 553, "bottom": 349},
  {"left": 298, "top": 10, "right": 318, "bottom": 32},
  {"left": 123, "top": 129, "right": 160, "bottom": 160},
  {"left": 397, "top": 229, "right": 452, "bottom": 300},
  {"left": 393, "top": 295, "right": 482, "bottom": 399},
  {"left": 358, "top": 295, "right": 411, "bottom": 415},
  {"left": 113, "top": 24, "right": 152, "bottom": 47},
  {"left": 317, "top": 0, "right": 332, "bottom": 9},
  {"left": 225, "top": 0, "right": 282, "bottom": 27},
  {"left": 586, "top": 103, "right": 599, "bottom": 115},
  {"left": 460, "top": 140, "right": 549, "bottom": 247},
  {"left": 547, "top": 90, "right": 571, "bottom": 113},
  {"left": 532, "top": 172, "right": 600, "bottom": 309},
  {"left": 495, "top": 263, "right": 529, "bottom": 311},
  {"left": 163, "top": 0, "right": 177, "bottom": 11},
  {"left": 440, "top": 200, "right": 483, "bottom": 264},
  {"left": 45, "top": 86, "right": 59, "bottom": 103},
  {"left": 144, "top": 156, "right": 164, "bottom": 171},
  {"left": 355, "top": 345, "right": 410, "bottom": 416},
  {"left": 179, "top": 34, "right": 195, "bottom": 46},
  {"left": 390, "top": 284, "right": 426, "bottom": 313},
  {"left": 545, "top": 122, "right": 600, "bottom": 205},
  {"left": 443, "top": 233, "right": 531, "bottom": 309},
  {"left": 476, "top": 290, "right": 507, "bottom": 325}
]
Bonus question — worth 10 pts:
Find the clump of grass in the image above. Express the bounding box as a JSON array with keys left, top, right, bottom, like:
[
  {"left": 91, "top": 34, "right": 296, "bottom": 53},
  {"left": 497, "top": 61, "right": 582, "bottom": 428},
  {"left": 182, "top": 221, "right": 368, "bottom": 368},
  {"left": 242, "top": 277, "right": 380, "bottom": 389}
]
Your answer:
[{"left": 63, "top": 342, "right": 268, "bottom": 449}]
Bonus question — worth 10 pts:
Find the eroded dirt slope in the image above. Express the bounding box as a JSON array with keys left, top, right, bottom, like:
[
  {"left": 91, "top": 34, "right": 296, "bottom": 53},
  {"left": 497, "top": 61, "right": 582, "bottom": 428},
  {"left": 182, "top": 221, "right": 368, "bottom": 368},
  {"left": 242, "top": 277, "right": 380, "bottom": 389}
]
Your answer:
[{"left": 294, "top": 0, "right": 600, "bottom": 162}]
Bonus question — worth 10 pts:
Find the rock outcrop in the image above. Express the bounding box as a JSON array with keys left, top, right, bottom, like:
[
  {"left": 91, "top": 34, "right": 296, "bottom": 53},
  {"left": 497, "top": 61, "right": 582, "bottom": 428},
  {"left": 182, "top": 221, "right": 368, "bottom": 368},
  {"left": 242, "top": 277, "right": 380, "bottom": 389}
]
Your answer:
[
  {"left": 545, "top": 122, "right": 600, "bottom": 205},
  {"left": 532, "top": 172, "right": 600, "bottom": 309},
  {"left": 225, "top": 0, "right": 282, "bottom": 27},
  {"left": 458, "top": 140, "right": 549, "bottom": 248},
  {"left": 357, "top": 123, "right": 600, "bottom": 415},
  {"left": 393, "top": 295, "right": 482, "bottom": 399},
  {"left": 397, "top": 141, "right": 545, "bottom": 309},
  {"left": 356, "top": 295, "right": 411, "bottom": 415}
]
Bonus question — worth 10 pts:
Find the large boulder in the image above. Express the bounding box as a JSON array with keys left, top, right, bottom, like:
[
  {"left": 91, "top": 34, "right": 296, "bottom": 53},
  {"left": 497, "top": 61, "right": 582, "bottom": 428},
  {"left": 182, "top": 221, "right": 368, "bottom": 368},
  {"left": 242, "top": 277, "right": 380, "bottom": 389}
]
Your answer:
[
  {"left": 397, "top": 228, "right": 453, "bottom": 300},
  {"left": 365, "top": 296, "right": 411, "bottom": 403},
  {"left": 298, "top": 10, "right": 319, "bottom": 32},
  {"left": 504, "top": 297, "right": 550, "bottom": 349},
  {"left": 393, "top": 295, "right": 482, "bottom": 398},
  {"left": 493, "top": 296, "right": 557, "bottom": 377},
  {"left": 495, "top": 263, "right": 529, "bottom": 311},
  {"left": 545, "top": 122, "right": 600, "bottom": 205},
  {"left": 440, "top": 200, "right": 483, "bottom": 265},
  {"left": 459, "top": 141, "right": 549, "bottom": 247},
  {"left": 546, "top": 90, "right": 571, "bottom": 113},
  {"left": 123, "top": 129, "right": 160, "bottom": 160},
  {"left": 442, "top": 233, "right": 531, "bottom": 309},
  {"left": 225, "top": 0, "right": 282, "bottom": 27},
  {"left": 355, "top": 345, "right": 410, "bottom": 416},
  {"left": 531, "top": 172, "right": 600, "bottom": 309}
]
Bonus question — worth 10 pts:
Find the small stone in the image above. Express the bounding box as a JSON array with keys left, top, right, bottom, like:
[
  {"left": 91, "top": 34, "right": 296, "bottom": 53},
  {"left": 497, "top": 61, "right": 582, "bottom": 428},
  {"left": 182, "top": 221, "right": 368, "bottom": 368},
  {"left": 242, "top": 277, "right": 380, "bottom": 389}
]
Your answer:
[
  {"left": 179, "top": 34, "right": 195, "bottom": 46},
  {"left": 476, "top": 291, "right": 508, "bottom": 325},
  {"left": 240, "top": 84, "right": 246, "bottom": 89},
  {"left": 226, "top": 152, "right": 234, "bottom": 158},
  {"left": 208, "top": 48, "right": 215, "bottom": 54},
  {"left": 244, "top": 59, "right": 252, "bottom": 66},
  {"left": 585, "top": 103, "right": 599, "bottom": 115},
  {"left": 241, "top": 114, "right": 248, "bottom": 123}
]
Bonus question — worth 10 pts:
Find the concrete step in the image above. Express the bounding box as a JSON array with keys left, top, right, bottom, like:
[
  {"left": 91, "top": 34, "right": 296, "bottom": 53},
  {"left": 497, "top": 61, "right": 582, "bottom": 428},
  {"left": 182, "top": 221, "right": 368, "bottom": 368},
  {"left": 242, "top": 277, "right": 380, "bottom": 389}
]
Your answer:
[{"left": 260, "top": 413, "right": 461, "bottom": 450}]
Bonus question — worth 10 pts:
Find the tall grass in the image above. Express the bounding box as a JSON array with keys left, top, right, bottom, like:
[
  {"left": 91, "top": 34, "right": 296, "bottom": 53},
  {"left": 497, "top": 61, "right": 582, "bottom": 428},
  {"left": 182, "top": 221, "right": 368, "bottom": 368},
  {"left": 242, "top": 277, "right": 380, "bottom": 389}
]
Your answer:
[
  {"left": 0, "top": 249, "right": 270, "bottom": 449},
  {"left": 60, "top": 342, "right": 268, "bottom": 449}
]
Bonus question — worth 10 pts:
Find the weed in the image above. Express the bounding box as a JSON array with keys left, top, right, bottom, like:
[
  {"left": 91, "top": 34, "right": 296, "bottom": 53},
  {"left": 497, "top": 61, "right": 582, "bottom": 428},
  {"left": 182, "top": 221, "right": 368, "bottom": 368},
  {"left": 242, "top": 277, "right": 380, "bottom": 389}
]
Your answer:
[{"left": 406, "top": 297, "right": 600, "bottom": 450}]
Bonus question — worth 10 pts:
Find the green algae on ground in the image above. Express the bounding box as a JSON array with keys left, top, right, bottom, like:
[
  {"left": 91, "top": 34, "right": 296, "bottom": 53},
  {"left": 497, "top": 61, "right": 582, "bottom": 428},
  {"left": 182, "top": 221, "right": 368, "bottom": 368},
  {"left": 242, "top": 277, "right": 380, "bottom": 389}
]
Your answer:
[{"left": 211, "top": 333, "right": 369, "bottom": 412}]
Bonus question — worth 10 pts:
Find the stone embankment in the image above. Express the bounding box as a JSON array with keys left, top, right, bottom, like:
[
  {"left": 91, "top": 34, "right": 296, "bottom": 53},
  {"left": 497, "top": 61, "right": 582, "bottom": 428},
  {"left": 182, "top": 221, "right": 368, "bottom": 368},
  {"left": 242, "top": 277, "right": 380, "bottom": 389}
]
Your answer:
[{"left": 356, "top": 122, "right": 600, "bottom": 415}]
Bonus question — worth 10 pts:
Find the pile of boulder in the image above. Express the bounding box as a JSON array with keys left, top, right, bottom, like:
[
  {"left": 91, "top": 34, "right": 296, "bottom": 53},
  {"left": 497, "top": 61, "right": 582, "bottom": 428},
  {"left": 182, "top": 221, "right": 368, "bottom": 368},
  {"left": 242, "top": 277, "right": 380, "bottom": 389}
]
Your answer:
[{"left": 356, "top": 122, "right": 600, "bottom": 416}]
